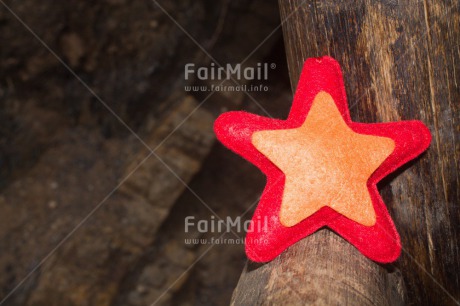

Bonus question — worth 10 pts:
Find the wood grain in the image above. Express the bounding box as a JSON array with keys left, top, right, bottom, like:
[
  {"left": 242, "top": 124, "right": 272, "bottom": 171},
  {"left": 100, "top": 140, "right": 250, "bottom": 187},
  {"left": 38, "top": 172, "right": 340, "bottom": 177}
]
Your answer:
[
  {"left": 231, "top": 230, "right": 406, "bottom": 305},
  {"left": 231, "top": 0, "right": 459, "bottom": 305}
]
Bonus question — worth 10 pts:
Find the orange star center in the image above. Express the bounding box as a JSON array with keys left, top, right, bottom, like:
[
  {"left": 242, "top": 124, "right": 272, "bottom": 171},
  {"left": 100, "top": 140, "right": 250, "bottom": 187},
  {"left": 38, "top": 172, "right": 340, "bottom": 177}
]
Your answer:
[{"left": 252, "top": 91, "right": 395, "bottom": 227}]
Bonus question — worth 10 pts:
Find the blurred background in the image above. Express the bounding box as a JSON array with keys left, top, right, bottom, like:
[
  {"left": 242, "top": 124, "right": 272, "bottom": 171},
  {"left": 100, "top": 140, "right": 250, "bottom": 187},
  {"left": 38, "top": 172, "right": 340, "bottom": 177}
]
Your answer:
[{"left": 0, "top": 0, "right": 295, "bottom": 305}]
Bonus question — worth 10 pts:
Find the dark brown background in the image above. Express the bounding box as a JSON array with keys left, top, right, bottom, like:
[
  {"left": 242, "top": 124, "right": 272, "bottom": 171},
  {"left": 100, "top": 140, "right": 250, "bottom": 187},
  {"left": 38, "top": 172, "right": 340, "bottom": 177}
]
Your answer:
[{"left": 0, "top": 0, "right": 458, "bottom": 305}]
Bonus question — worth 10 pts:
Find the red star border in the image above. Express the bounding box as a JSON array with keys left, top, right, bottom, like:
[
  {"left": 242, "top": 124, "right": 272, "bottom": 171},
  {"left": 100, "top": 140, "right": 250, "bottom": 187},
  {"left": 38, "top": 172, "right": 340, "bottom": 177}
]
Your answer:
[{"left": 214, "top": 56, "right": 431, "bottom": 263}]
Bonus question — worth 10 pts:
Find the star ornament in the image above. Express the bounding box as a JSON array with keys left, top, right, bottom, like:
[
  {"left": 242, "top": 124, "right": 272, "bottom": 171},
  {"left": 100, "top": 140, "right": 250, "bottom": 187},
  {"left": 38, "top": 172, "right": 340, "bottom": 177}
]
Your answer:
[{"left": 214, "top": 56, "right": 431, "bottom": 263}]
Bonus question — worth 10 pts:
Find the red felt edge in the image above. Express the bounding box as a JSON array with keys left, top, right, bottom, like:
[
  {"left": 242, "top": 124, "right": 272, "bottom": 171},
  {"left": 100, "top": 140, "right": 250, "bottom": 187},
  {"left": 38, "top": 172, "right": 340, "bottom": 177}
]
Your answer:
[{"left": 214, "top": 56, "right": 432, "bottom": 263}]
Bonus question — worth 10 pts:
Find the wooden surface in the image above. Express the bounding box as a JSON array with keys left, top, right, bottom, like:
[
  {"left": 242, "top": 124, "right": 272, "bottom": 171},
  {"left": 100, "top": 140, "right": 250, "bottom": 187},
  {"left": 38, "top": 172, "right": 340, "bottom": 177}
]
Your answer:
[
  {"left": 232, "top": 230, "right": 406, "bottom": 305},
  {"left": 231, "top": 0, "right": 459, "bottom": 305}
]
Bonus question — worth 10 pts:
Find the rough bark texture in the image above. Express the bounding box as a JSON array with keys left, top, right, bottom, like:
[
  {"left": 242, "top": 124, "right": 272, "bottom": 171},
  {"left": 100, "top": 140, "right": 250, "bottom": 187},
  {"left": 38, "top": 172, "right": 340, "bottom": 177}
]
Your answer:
[
  {"left": 0, "top": 0, "right": 284, "bottom": 305},
  {"left": 232, "top": 0, "right": 459, "bottom": 305},
  {"left": 232, "top": 231, "right": 406, "bottom": 306}
]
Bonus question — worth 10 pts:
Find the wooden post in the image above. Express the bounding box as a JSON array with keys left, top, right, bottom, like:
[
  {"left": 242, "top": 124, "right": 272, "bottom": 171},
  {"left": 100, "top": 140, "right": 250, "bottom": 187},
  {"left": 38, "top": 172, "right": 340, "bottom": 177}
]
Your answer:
[
  {"left": 231, "top": 0, "right": 459, "bottom": 305},
  {"left": 231, "top": 231, "right": 406, "bottom": 305}
]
